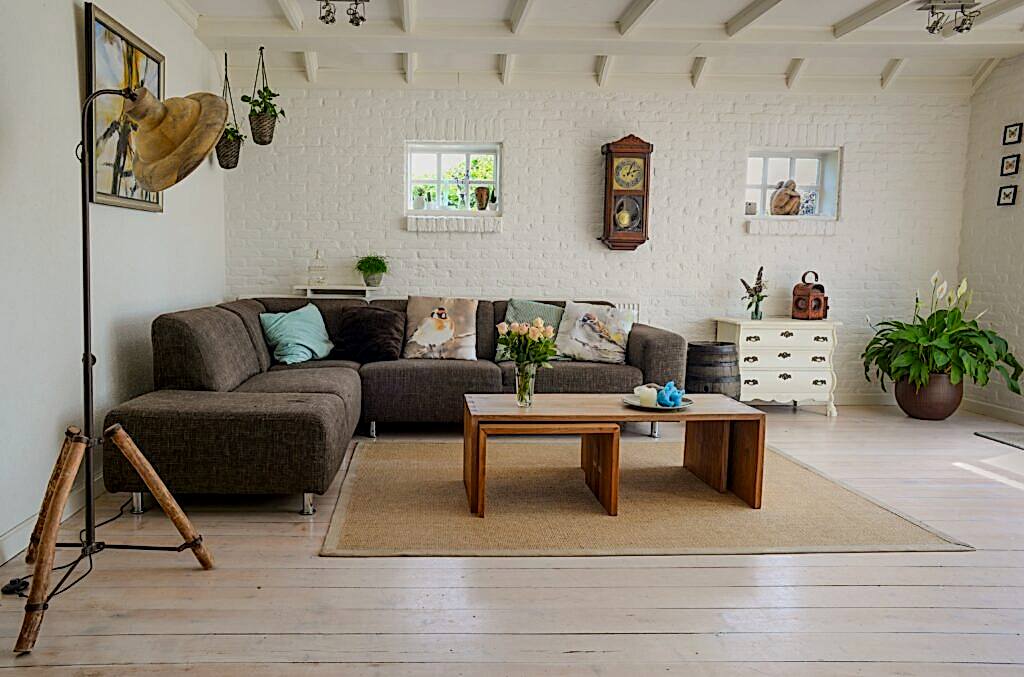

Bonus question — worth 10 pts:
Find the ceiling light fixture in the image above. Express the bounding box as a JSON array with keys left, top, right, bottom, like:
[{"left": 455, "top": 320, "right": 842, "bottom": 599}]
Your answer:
[
  {"left": 916, "top": 1, "right": 981, "bottom": 35},
  {"left": 318, "top": 0, "right": 370, "bottom": 27}
]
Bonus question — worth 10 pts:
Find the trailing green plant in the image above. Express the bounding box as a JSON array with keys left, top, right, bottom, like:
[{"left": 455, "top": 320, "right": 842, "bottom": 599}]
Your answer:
[
  {"left": 241, "top": 86, "right": 285, "bottom": 119},
  {"left": 221, "top": 122, "right": 246, "bottom": 142},
  {"left": 355, "top": 254, "right": 389, "bottom": 276},
  {"left": 861, "top": 273, "right": 1022, "bottom": 394}
]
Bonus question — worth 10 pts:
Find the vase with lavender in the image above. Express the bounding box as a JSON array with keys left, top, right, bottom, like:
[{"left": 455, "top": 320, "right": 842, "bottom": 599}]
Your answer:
[
  {"left": 496, "top": 318, "right": 557, "bottom": 407},
  {"left": 741, "top": 266, "right": 767, "bottom": 320}
]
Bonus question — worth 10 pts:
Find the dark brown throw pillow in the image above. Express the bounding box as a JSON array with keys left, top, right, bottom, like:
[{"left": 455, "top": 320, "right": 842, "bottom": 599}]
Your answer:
[{"left": 332, "top": 306, "right": 406, "bottom": 363}]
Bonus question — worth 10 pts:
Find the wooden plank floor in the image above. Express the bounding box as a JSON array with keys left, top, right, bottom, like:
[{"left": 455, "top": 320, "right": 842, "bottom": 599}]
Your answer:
[{"left": 1, "top": 405, "right": 1023, "bottom": 674}]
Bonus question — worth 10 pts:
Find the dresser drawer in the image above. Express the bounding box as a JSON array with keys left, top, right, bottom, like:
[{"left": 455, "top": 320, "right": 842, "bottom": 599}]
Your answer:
[
  {"left": 740, "top": 370, "right": 833, "bottom": 397},
  {"left": 739, "top": 349, "right": 832, "bottom": 370},
  {"left": 739, "top": 327, "right": 834, "bottom": 349}
]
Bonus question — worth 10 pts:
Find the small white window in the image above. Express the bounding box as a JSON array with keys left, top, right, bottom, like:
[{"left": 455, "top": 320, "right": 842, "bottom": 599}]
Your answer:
[
  {"left": 406, "top": 142, "right": 501, "bottom": 214},
  {"left": 744, "top": 149, "right": 841, "bottom": 218}
]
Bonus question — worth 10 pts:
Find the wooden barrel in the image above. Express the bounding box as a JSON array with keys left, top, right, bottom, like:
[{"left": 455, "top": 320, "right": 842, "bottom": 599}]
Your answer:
[{"left": 685, "top": 342, "right": 741, "bottom": 399}]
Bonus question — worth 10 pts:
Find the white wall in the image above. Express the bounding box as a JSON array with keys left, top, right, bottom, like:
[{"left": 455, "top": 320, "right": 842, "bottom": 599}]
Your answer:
[
  {"left": 0, "top": 0, "right": 225, "bottom": 562},
  {"left": 226, "top": 89, "right": 968, "bottom": 403},
  {"left": 960, "top": 55, "right": 1024, "bottom": 422}
]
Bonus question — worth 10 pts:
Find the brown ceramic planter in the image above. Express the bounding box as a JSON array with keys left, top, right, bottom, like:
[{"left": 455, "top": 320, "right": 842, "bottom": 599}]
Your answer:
[{"left": 894, "top": 374, "right": 963, "bottom": 420}]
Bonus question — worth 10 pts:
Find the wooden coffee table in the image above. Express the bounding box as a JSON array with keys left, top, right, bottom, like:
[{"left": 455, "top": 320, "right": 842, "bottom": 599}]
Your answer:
[{"left": 463, "top": 393, "right": 766, "bottom": 517}]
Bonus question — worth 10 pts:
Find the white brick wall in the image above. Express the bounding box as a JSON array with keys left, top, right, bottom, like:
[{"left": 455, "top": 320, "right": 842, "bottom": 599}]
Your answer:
[
  {"left": 960, "top": 55, "right": 1024, "bottom": 417},
  {"left": 226, "top": 89, "right": 970, "bottom": 402}
]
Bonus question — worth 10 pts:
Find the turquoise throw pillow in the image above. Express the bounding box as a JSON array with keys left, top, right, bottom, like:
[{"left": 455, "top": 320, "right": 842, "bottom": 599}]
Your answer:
[
  {"left": 259, "top": 304, "right": 334, "bottom": 365},
  {"left": 495, "top": 299, "right": 566, "bottom": 362}
]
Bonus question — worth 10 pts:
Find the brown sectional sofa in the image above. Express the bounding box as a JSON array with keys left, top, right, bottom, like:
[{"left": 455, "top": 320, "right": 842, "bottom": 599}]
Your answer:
[{"left": 103, "top": 297, "right": 685, "bottom": 512}]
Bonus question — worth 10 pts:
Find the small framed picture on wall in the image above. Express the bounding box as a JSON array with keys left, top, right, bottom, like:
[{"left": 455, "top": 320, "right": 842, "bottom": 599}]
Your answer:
[
  {"left": 997, "top": 185, "right": 1018, "bottom": 207},
  {"left": 1002, "top": 154, "right": 1020, "bottom": 177},
  {"left": 1004, "top": 123, "right": 1023, "bottom": 146}
]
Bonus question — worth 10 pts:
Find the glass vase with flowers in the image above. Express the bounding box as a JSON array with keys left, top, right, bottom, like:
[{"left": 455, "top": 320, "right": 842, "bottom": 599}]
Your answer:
[{"left": 496, "top": 318, "right": 558, "bottom": 407}]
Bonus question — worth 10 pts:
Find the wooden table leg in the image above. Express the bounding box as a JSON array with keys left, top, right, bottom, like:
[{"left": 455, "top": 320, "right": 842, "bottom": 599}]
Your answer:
[
  {"left": 25, "top": 427, "right": 79, "bottom": 565},
  {"left": 728, "top": 418, "right": 765, "bottom": 509},
  {"left": 14, "top": 432, "right": 88, "bottom": 654},
  {"left": 683, "top": 420, "right": 730, "bottom": 493},
  {"left": 475, "top": 428, "right": 488, "bottom": 517},
  {"left": 581, "top": 427, "right": 620, "bottom": 516},
  {"left": 463, "top": 404, "right": 481, "bottom": 514}
]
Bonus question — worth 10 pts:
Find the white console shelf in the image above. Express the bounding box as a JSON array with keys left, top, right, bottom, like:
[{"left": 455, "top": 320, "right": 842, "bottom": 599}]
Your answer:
[{"left": 292, "top": 284, "right": 385, "bottom": 300}]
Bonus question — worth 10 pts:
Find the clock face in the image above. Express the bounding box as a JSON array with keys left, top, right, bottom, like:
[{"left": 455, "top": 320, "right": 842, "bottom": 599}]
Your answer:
[{"left": 613, "top": 157, "right": 644, "bottom": 190}]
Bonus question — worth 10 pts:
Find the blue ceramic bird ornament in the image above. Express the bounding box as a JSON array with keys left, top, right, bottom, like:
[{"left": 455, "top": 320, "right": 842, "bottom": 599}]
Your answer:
[{"left": 657, "top": 381, "right": 684, "bottom": 407}]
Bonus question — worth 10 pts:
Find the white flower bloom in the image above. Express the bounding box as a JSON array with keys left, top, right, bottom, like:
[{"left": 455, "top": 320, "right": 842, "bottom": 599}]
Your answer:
[
  {"left": 957, "top": 278, "right": 968, "bottom": 299},
  {"left": 930, "top": 271, "right": 941, "bottom": 287},
  {"left": 936, "top": 281, "right": 948, "bottom": 300}
]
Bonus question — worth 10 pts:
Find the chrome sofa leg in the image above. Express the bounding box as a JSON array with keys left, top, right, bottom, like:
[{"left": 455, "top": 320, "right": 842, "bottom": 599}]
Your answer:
[
  {"left": 650, "top": 422, "right": 661, "bottom": 439},
  {"left": 130, "top": 492, "right": 145, "bottom": 514},
  {"left": 369, "top": 420, "right": 377, "bottom": 439},
  {"left": 300, "top": 492, "right": 316, "bottom": 516}
]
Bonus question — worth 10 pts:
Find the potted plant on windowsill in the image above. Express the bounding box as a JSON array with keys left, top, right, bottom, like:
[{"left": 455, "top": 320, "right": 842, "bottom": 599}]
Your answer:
[
  {"left": 861, "top": 274, "right": 1022, "bottom": 420},
  {"left": 355, "top": 254, "right": 388, "bottom": 287}
]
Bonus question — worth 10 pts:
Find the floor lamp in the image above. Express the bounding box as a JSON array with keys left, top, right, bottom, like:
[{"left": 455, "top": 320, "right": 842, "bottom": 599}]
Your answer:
[{"left": 13, "top": 86, "right": 228, "bottom": 654}]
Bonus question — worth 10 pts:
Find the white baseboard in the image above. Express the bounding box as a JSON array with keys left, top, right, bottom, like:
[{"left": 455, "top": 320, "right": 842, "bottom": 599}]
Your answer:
[
  {"left": 963, "top": 398, "right": 1024, "bottom": 426},
  {"left": 0, "top": 473, "right": 106, "bottom": 567}
]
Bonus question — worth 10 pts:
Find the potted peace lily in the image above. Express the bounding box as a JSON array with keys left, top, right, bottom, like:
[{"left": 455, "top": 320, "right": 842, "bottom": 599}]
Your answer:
[
  {"left": 496, "top": 318, "right": 557, "bottom": 407},
  {"left": 861, "top": 273, "right": 1022, "bottom": 420}
]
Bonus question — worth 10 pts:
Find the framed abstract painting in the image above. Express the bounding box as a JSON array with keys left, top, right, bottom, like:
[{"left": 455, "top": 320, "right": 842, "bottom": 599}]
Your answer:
[{"left": 86, "top": 3, "right": 165, "bottom": 211}]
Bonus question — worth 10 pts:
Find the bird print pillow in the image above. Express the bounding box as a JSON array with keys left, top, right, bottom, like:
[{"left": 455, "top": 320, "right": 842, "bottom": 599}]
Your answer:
[
  {"left": 554, "top": 301, "right": 635, "bottom": 364},
  {"left": 403, "top": 296, "right": 479, "bottom": 360}
]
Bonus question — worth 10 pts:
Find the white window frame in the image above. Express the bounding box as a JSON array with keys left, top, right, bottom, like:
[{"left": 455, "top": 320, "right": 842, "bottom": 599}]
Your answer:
[
  {"left": 745, "top": 148, "right": 841, "bottom": 219},
  {"left": 406, "top": 142, "right": 502, "bottom": 216}
]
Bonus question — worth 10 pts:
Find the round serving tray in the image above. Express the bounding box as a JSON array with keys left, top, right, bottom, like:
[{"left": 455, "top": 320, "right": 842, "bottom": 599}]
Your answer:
[{"left": 622, "top": 395, "right": 694, "bottom": 411}]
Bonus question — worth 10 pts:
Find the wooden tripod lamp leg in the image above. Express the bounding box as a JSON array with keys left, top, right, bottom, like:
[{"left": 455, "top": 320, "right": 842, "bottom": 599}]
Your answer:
[
  {"left": 25, "top": 427, "right": 80, "bottom": 565},
  {"left": 14, "top": 433, "right": 88, "bottom": 654},
  {"left": 104, "top": 424, "right": 214, "bottom": 570}
]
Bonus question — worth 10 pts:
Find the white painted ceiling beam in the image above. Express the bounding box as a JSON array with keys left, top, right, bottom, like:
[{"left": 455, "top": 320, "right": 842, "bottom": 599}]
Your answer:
[
  {"left": 199, "top": 21, "right": 1024, "bottom": 60},
  {"left": 597, "top": 55, "right": 613, "bottom": 87},
  {"left": 785, "top": 57, "right": 806, "bottom": 88},
  {"left": 971, "top": 57, "right": 1001, "bottom": 91},
  {"left": 942, "top": 0, "right": 1024, "bottom": 36},
  {"left": 725, "top": 0, "right": 785, "bottom": 37},
  {"left": 509, "top": 0, "right": 537, "bottom": 34},
  {"left": 618, "top": 0, "right": 662, "bottom": 37},
  {"left": 880, "top": 57, "right": 905, "bottom": 89},
  {"left": 276, "top": 0, "right": 304, "bottom": 31},
  {"left": 690, "top": 56, "right": 708, "bottom": 87},
  {"left": 498, "top": 54, "right": 515, "bottom": 85},
  {"left": 162, "top": 0, "right": 198, "bottom": 30},
  {"left": 401, "top": 0, "right": 416, "bottom": 32},
  {"left": 403, "top": 52, "right": 417, "bottom": 84},
  {"left": 833, "top": 0, "right": 910, "bottom": 39},
  {"left": 303, "top": 51, "right": 318, "bottom": 83}
]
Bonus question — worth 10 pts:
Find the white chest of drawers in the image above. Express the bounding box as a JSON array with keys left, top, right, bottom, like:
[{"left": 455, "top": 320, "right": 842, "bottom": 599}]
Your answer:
[{"left": 714, "top": 317, "right": 840, "bottom": 417}]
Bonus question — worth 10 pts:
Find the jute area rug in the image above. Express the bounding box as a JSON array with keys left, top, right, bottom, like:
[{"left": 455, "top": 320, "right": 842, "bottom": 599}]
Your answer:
[{"left": 321, "top": 441, "right": 969, "bottom": 557}]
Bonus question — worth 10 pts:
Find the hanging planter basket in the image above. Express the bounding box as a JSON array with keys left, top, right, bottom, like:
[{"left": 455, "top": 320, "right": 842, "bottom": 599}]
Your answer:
[
  {"left": 216, "top": 52, "right": 244, "bottom": 170},
  {"left": 216, "top": 134, "right": 242, "bottom": 168},
  {"left": 249, "top": 113, "right": 277, "bottom": 145}
]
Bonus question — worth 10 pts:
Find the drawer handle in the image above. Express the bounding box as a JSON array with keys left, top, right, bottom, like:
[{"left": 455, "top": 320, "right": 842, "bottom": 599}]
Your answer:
[
  {"left": 811, "top": 355, "right": 826, "bottom": 363},
  {"left": 780, "top": 330, "right": 794, "bottom": 338},
  {"left": 813, "top": 379, "right": 827, "bottom": 386},
  {"left": 743, "top": 356, "right": 759, "bottom": 363},
  {"left": 743, "top": 379, "right": 759, "bottom": 386},
  {"left": 779, "top": 373, "right": 792, "bottom": 381},
  {"left": 778, "top": 351, "right": 791, "bottom": 359},
  {"left": 745, "top": 335, "right": 761, "bottom": 343},
  {"left": 813, "top": 335, "right": 829, "bottom": 343}
]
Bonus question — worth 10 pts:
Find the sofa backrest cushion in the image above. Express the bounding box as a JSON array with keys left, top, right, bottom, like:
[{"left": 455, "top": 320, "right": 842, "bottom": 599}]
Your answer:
[
  {"left": 218, "top": 299, "right": 271, "bottom": 371},
  {"left": 152, "top": 307, "right": 261, "bottom": 391},
  {"left": 491, "top": 300, "right": 612, "bottom": 362}
]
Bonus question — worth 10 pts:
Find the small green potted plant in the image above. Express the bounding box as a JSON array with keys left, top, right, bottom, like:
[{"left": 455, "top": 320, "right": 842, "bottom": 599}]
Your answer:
[
  {"left": 355, "top": 254, "right": 388, "bottom": 287},
  {"left": 241, "top": 85, "right": 285, "bottom": 145},
  {"left": 215, "top": 122, "right": 246, "bottom": 169},
  {"left": 862, "top": 273, "right": 1022, "bottom": 420}
]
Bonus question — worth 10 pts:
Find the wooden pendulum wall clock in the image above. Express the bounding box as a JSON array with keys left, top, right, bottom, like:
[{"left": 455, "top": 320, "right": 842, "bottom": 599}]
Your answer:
[{"left": 601, "top": 134, "right": 653, "bottom": 251}]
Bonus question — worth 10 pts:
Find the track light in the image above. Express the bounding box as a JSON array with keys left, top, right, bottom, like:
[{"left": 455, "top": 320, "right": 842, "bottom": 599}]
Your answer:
[
  {"left": 916, "top": 1, "right": 981, "bottom": 35},
  {"left": 318, "top": 0, "right": 370, "bottom": 27}
]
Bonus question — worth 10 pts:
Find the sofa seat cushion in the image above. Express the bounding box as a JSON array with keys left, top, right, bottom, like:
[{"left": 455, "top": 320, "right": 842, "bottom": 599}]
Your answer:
[
  {"left": 269, "top": 359, "right": 361, "bottom": 372},
  {"left": 360, "top": 359, "right": 501, "bottom": 424},
  {"left": 235, "top": 368, "right": 361, "bottom": 436},
  {"left": 499, "top": 360, "right": 643, "bottom": 394}
]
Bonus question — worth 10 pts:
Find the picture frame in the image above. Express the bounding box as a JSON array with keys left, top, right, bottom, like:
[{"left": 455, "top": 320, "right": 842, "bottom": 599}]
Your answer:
[
  {"left": 1004, "top": 122, "right": 1023, "bottom": 146},
  {"left": 86, "top": 3, "right": 165, "bottom": 212},
  {"left": 997, "top": 185, "right": 1018, "bottom": 207},
  {"left": 1001, "top": 154, "right": 1020, "bottom": 177}
]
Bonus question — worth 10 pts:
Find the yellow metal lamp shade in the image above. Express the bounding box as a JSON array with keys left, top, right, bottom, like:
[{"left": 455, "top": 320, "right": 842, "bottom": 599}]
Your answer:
[{"left": 123, "top": 87, "right": 228, "bottom": 192}]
